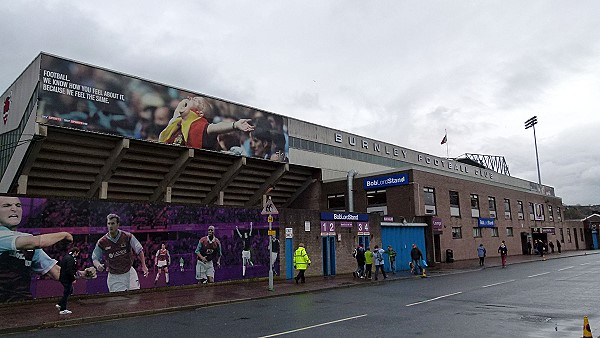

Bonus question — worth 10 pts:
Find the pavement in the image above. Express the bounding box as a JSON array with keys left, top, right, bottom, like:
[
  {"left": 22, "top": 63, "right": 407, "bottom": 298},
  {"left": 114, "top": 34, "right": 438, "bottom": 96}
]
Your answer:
[{"left": 0, "top": 249, "right": 597, "bottom": 335}]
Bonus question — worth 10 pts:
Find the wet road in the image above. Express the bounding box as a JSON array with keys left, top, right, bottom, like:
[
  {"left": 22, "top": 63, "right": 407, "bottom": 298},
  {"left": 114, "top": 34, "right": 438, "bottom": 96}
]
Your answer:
[{"left": 6, "top": 254, "right": 599, "bottom": 338}]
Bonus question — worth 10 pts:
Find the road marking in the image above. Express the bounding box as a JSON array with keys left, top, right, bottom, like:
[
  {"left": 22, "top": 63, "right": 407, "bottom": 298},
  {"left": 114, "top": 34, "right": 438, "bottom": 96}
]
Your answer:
[
  {"left": 258, "top": 314, "right": 367, "bottom": 337},
  {"left": 580, "top": 262, "right": 592, "bottom": 266},
  {"left": 527, "top": 272, "right": 551, "bottom": 278},
  {"left": 482, "top": 280, "right": 516, "bottom": 288},
  {"left": 405, "top": 292, "right": 463, "bottom": 307},
  {"left": 557, "top": 266, "right": 575, "bottom": 271}
]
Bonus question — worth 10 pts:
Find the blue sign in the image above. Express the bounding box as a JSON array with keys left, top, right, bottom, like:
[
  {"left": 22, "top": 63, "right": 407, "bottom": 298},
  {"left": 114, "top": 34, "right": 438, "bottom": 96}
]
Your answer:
[
  {"left": 320, "top": 212, "right": 369, "bottom": 222},
  {"left": 363, "top": 173, "right": 409, "bottom": 190},
  {"left": 478, "top": 218, "right": 496, "bottom": 228}
]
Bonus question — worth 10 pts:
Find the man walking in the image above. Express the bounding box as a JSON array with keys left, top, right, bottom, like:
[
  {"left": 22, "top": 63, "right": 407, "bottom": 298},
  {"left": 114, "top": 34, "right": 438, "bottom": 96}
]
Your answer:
[
  {"left": 498, "top": 240, "right": 508, "bottom": 268},
  {"left": 293, "top": 243, "right": 310, "bottom": 284},
  {"left": 57, "top": 247, "right": 80, "bottom": 315},
  {"left": 353, "top": 244, "right": 365, "bottom": 278},
  {"left": 410, "top": 244, "right": 423, "bottom": 275},
  {"left": 373, "top": 245, "right": 387, "bottom": 280}
]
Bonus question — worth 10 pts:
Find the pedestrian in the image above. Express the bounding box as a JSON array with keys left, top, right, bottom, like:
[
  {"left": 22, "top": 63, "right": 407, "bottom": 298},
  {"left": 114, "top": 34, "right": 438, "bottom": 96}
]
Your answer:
[
  {"left": 556, "top": 240, "right": 562, "bottom": 253},
  {"left": 536, "top": 240, "right": 545, "bottom": 258},
  {"left": 548, "top": 240, "right": 554, "bottom": 253},
  {"left": 498, "top": 240, "right": 508, "bottom": 268},
  {"left": 293, "top": 243, "right": 310, "bottom": 284},
  {"left": 477, "top": 244, "right": 486, "bottom": 266},
  {"left": 364, "top": 246, "right": 373, "bottom": 279},
  {"left": 386, "top": 245, "right": 397, "bottom": 274},
  {"left": 373, "top": 245, "right": 387, "bottom": 280},
  {"left": 271, "top": 235, "right": 280, "bottom": 276},
  {"left": 410, "top": 244, "right": 423, "bottom": 275},
  {"left": 352, "top": 244, "right": 365, "bottom": 278},
  {"left": 56, "top": 247, "right": 80, "bottom": 315}
]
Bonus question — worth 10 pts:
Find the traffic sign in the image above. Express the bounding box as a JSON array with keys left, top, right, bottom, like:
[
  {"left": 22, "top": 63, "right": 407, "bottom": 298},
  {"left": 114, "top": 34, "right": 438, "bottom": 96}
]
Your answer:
[
  {"left": 267, "top": 215, "right": 273, "bottom": 223},
  {"left": 261, "top": 198, "right": 279, "bottom": 215}
]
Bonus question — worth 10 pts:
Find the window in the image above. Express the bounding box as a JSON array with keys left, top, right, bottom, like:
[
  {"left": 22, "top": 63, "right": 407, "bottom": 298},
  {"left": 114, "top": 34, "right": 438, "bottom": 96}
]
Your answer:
[
  {"left": 529, "top": 202, "right": 535, "bottom": 221},
  {"left": 517, "top": 201, "right": 524, "bottom": 220},
  {"left": 367, "top": 189, "right": 386, "bottom": 206},
  {"left": 548, "top": 205, "right": 554, "bottom": 222},
  {"left": 449, "top": 191, "right": 461, "bottom": 217},
  {"left": 557, "top": 207, "right": 562, "bottom": 221},
  {"left": 470, "top": 194, "right": 480, "bottom": 218},
  {"left": 504, "top": 198, "right": 512, "bottom": 220},
  {"left": 491, "top": 228, "right": 499, "bottom": 237},
  {"left": 488, "top": 196, "right": 497, "bottom": 219},
  {"left": 423, "top": 187, "right": 436, "bottom": 215},
  {"left": 581, "top": 228, "right": 585, "bottom": 242},
  {"left": 327, "top": 193, "right": 345, "bottom": 210},
  {"left": 506, "top": 227, "right": 514, "bottom": 237},
  {"left": 560, "top": 228, "right": 565, "bottom": 243},
  {"left": 452, "top": 227, "right": 462, "bottom": 239},
  {"left": 473, "top": 227, "right": 482, "bottom": 237},
  {"left": 567, "top": 228, "right": 572, "bottom": 243}
]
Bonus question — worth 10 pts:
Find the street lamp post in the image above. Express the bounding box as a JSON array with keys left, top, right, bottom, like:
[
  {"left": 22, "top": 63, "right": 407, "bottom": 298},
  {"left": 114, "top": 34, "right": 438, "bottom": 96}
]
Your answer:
[{"left": 524, "top": 116, "right": 542, "bottom": 187}]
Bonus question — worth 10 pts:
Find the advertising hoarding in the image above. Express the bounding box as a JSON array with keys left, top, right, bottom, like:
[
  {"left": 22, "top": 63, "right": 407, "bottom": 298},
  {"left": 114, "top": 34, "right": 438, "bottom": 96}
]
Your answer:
[
  {"left": 37, "top": 54, "right": 289, "bottom": 162},
  {"left": 0, "top": 195, "right": 278, "bottom": 303}
]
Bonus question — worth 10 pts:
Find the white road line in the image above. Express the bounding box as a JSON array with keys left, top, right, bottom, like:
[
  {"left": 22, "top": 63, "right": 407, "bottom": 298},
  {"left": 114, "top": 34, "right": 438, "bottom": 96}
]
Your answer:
[
  {"left": 482, "top": 280, "right": 516, "bottom": 288},
  {"left": 558, "top": 266, "right": 575, "bottom": 271},
  {"left": 580, "top": 262, "right": 592, "bottom": 266},
  {"left": 258, "top": 314, "right": 368, "bottom": 337},
  {"left": 405, "top": 292, "right": 463, "bottom": 307},
  {"left": 527, "top": 272, "right": 551, "bottom": 278}
]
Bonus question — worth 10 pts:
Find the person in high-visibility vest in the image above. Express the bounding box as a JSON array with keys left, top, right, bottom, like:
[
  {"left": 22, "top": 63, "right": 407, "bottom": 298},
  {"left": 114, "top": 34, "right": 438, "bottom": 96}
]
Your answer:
[{"left": 293, "top": 243, "right": 311, "bottom": 284}]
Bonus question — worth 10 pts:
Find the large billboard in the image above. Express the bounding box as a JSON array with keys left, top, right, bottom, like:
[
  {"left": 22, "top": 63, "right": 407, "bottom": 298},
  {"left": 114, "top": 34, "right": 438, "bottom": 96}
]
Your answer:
[
  {"left": 36, "top": 54, "right": 288, "bottom": 162},
  {"left": 0, "top": 195, "right": 279, "bottom": 303}
]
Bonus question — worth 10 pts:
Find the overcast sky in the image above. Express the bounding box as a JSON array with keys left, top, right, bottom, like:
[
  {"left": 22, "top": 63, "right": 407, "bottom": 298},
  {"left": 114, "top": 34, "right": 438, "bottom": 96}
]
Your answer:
[{"left": 1, "top": 1, "right": 599, "bottom": 205}]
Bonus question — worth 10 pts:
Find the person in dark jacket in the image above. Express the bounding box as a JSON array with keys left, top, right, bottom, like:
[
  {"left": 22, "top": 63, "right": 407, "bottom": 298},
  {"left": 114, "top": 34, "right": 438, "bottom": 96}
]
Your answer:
[
  {"left": 57, "top": 247, "right": 80, "bottom": 315},
  {"left": 353, "top": 244, "right": 366, "bottom": 278},
  {"left": 410, "top": 244, "right": 423, "bottom": 275}
]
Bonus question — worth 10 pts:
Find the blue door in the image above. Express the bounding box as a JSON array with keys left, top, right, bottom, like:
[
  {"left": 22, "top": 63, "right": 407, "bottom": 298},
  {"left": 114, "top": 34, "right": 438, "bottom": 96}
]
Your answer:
[
  {"left": 358, "top": 235, "right": 370, "bottom": 250},
  {"left": 593, "top": 231, "right": 598, "bottom": 250},
  {"left": 381, "top": 226, "right": 426, "bottom": 271},
  {"left": 322, "top": 236, "right": 336, "bottom": 276},
  {"left": 286, "top": 238, "right": 294, "bottom": 279}
]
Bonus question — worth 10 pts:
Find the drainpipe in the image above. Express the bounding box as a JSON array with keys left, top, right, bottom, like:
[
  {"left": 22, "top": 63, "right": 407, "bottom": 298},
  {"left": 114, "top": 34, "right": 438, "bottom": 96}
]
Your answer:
[{"left": 347, "top": 169, "right": 358, "bottom": 212}]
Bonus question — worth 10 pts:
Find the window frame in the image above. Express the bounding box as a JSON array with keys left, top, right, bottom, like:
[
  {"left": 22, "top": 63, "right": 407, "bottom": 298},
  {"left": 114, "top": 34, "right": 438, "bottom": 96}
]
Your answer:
[
  {"left": 452, "top": 227, "right": 462, "bottom": 239},
  {"left": 470, "top": 194, "right": 480, "bottom": 218}
]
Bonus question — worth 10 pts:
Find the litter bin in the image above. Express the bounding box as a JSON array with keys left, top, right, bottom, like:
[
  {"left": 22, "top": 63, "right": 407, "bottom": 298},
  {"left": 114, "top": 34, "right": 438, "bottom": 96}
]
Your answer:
[{"left": 446, "top": 249, "right": 454, "bottom": 263}]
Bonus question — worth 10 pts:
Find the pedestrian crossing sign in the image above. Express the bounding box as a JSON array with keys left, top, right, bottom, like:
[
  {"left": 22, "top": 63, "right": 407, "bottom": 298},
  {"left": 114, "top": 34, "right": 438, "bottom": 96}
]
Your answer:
[{"left": 261, "top": 198, "right": 279, "bottom": 215}]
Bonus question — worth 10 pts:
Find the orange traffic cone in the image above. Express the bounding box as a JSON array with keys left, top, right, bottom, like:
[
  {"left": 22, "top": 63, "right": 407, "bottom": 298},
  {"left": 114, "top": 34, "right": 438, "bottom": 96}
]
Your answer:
[{"left": 582, "top": 316, "right": 592, "bottom": 338}]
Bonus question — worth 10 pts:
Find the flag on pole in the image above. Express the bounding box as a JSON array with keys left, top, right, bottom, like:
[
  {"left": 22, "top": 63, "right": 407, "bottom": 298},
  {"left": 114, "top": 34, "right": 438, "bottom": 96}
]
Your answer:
[{"left": 440, "top": 133, "right": 447, "bottom": 145}]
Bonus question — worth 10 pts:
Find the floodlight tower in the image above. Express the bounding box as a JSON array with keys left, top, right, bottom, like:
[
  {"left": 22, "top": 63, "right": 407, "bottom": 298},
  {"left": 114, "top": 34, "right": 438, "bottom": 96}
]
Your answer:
[{"left": 524, "top": 116, "right": 542, "bottom": 187}]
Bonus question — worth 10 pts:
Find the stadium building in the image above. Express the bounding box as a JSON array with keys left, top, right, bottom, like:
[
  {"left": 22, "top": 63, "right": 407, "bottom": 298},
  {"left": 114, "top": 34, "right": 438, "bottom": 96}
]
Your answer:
[{"left": 0, "top": 53, "right": 587, "bottom": 300}]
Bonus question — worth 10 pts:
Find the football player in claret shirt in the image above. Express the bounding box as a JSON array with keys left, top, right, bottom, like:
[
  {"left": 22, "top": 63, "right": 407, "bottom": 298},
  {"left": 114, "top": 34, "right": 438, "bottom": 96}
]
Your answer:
[
  {"left": 154, "top": 243, "right": 171, "bottom": 285},
  {"left": 92, "top": 214, "right": 149, "bottom": 292},
  {"left": 195, "top": 226, "right": 222, "bottom": 284}
]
